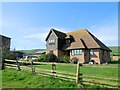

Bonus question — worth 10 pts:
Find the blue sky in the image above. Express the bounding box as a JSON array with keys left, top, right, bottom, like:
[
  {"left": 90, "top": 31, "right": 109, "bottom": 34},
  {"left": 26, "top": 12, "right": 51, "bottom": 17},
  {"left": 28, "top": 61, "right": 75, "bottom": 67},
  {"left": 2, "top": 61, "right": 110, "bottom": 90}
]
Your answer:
[{"left": 2, "top": 2, "right": 118, "bottom": 50}]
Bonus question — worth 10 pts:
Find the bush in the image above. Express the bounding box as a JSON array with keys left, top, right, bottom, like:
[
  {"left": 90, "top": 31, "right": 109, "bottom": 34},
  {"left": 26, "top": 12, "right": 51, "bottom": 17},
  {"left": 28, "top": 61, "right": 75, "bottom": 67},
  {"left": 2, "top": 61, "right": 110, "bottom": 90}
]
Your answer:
[
  {"left": 71, "top": 57, "right": 79, "bottom": 64},
  {"left": 47, "top": 52, "right": 57, "bottom": 62},
  {"left": 37, "top": 54, "right": 48, "bottom": 62},
  {"left": 60, "top": 55, "right": 70, "bottom": 63},
  {"left": 38, "top": 53, "right": 57, "bottom": 62}
]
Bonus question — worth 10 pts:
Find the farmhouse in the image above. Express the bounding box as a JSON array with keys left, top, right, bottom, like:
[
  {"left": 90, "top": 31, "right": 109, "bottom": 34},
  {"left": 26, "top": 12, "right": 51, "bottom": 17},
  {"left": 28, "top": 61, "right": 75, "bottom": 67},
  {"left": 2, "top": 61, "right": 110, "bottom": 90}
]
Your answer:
[{"left": 45, "top": 28, "right": 111, "bottom": 64}]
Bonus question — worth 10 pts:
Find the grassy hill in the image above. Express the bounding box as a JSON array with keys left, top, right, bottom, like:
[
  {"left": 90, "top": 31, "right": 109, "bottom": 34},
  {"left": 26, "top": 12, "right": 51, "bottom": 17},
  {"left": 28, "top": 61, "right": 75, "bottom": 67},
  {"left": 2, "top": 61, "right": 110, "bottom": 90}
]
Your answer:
[
  {"left": 109, "top": 46, "right": 120, "bottom": 56},
  {"left": 17, "top": 49, "right": 46, "bottom": 55}
]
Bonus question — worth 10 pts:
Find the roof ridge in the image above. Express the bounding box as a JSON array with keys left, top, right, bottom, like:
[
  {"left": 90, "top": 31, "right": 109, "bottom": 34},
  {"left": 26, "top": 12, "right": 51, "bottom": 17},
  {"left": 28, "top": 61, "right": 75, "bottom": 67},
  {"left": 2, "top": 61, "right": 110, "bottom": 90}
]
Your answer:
[
  {"left": 51, "top": 28, "right": 65, "bottom": 34},
  {"left": 66, "top": 29, "right": 87, "bottom": 34}
]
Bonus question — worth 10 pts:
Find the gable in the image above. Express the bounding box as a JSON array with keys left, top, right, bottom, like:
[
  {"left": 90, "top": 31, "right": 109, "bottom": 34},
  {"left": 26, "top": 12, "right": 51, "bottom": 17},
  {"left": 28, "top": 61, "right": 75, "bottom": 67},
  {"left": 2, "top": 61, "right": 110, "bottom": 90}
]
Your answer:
[
  {"left": 45, "top": 29, "right": 58, "bottom": 41},
  {"left": 45, "top": 29, "right": 66, "bottom": 41}
]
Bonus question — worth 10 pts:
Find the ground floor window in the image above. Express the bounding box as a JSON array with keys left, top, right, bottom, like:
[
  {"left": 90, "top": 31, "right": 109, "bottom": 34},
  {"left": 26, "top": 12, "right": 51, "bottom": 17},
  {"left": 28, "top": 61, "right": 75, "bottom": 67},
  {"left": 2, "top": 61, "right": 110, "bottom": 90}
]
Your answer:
[
  {"left": 90, "top": 50, "right": 94, "bottom": 55},
  {"left": 71, "top": 49, "right": 82, "bottom": 55}
]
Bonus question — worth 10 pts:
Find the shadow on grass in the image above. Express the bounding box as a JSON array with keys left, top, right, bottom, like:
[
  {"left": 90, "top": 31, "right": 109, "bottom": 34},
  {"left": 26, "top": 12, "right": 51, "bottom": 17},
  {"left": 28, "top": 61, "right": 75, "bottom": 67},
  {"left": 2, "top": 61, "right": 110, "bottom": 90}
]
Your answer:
[{"left": 109, "top": 60, "right": 120, "bottom": 64}]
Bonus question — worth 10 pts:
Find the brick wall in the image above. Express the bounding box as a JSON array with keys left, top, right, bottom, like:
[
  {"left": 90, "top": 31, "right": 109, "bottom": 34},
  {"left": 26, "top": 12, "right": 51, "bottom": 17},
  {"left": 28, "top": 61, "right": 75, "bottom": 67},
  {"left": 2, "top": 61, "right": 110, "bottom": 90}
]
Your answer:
[
  {"left": 90, "top": 49, "right": 100, "bottom": 64},
  {"left": 46, "top": 49, "right": 65, "bottom": 57},
  {"left": 70, "top": 50, "right": 84, "bottom": 63}
]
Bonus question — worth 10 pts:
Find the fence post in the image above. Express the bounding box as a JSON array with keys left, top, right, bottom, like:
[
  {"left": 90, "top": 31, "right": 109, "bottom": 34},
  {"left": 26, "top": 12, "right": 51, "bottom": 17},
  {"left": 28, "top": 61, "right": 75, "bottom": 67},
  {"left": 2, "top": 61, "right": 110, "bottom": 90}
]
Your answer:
[
  {"left": 30, "top": 59, "right": 35, "bottom": 74},
  {"left": 52, "top": 63, "right": 56, "bottom": 76},
  {"left": 76, "top": 62, "right": 82, "bottom": 83},
  {"left": 16, "top": 59, "right": 21, "bottom": 71}
]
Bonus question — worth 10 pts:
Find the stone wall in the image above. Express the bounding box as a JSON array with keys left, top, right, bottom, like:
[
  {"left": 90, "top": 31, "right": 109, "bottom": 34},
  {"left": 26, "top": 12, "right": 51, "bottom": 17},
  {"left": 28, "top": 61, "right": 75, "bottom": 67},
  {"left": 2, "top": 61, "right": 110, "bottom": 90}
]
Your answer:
[
  {"left": 0, "top": 35, "right": 11, "bottom": 59},
  {"left": 0, "top": 35, "right": 11, "bottom": 69}
]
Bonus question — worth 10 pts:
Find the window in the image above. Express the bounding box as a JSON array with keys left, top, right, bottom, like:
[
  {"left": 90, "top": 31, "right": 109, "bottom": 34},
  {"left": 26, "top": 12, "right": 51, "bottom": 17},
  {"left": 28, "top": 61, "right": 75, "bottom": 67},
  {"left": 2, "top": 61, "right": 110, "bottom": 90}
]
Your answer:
[
  {"left": 90, "top": 50, "right": 94, "bottom": 55},
  {"left": 79, "top": 50, "right": 82, "bottom": 54},
  {"left": 66, "top": 39, "right": 70, "bottom": 44},
  {"left": 49, "top": 39, "right": 55, "bottom": 45},
  {"left": 72, "top": 50, "right": 74, "bottom": 55},
  {"left": 71, "top": 49, "right": 82, "bottom": 55}
]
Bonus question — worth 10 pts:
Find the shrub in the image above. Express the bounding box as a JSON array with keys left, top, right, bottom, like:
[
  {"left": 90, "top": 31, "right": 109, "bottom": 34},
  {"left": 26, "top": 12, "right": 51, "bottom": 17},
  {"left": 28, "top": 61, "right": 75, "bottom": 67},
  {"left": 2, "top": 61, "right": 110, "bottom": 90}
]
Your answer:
[
  {"left": 71, "top": 57, "right": 79, "bottom": 64},
  {"left": 37, "top": 54, "right": 48, "bottom": 62},
  {"left": 38, "top": 53, "right": 57, "bottom": 62},
  {"left": 47, "top": 52, "right": 57, "bottom": 62},
  {"left": 60, "top": 55, "right": 70, "bottom": 63}
]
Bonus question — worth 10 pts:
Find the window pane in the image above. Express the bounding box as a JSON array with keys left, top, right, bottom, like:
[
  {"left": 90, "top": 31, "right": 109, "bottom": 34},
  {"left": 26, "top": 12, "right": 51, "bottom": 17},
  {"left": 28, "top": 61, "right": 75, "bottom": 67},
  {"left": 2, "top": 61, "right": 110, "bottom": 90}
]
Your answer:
[
  {"left": 72, "top": 50, "right": 74, "bottom": 55},
  {"left": 76, "top": 50, "right": 79, "bottom": 54},
  {"left": 80, "top": 50, "right": 82, "bottom": 54},
  {"left": 90, "top": 50, "right": 94, "bottom": 55}
]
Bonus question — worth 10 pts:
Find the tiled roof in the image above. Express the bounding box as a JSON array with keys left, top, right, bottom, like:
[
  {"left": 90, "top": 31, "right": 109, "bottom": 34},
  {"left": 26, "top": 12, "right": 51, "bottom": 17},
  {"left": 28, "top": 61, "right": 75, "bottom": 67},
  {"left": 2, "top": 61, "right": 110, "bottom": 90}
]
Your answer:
[
  {"left": 52, "top": 29, "right": 66, "bottom": 39},
  {"left": 64, "top": 29, "right": 111, "bottom": 51},
  {"left": 46, "top": 28, "right": 111, "bottom": 51}
]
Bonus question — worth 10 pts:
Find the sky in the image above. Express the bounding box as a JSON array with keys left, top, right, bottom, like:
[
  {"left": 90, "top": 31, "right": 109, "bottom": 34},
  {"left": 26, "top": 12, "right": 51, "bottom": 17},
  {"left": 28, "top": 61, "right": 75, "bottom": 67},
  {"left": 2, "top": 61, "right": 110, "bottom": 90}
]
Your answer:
[{"left": 1, "top": 2, "right": 118, "bottom": 50}]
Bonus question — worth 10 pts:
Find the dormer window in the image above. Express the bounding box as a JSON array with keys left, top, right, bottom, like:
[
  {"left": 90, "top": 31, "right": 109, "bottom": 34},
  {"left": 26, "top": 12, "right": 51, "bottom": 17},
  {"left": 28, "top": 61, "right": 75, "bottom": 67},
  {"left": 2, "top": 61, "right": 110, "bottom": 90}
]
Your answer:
[{"left": 66, "top": 39, "right": 70, "bottom": 44}]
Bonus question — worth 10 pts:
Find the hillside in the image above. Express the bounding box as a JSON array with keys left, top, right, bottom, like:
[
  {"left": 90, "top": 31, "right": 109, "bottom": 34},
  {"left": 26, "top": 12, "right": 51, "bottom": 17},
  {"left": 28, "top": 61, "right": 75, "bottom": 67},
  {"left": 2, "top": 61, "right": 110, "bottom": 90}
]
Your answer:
[
  {"left": 109, "top": 46, "right": 120, "bottom": 56},
  {"left": 15, "top": 46, "right": 119, "bottom": 56},
  {"left": 17, "top": 49, "right": 45, "bottom": 55}
]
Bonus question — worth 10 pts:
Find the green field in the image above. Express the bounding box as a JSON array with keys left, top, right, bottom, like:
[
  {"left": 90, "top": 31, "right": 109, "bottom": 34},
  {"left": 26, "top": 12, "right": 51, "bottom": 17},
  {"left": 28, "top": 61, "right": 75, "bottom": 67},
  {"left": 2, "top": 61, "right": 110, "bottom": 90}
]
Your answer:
[
  {"left": 2, "top": 68, "right": 111, "bottom": 89},
  {"left": 109, "top": 46, "right": 120, "bottom": 56},
  {"left": 2, "top": 60, "right": 119, "bottom": 88},
  {"left": 2, "top": 68, "right": 78, "bottom": 88}
]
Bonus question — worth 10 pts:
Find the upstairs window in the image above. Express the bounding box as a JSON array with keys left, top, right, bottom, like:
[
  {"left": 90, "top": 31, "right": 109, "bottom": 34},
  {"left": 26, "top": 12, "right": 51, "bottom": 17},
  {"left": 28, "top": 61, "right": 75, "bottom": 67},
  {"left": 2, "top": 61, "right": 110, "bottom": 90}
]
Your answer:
[
  {"left": 71, "top": 49, "right": 82, "bottom": 55},
  {"left": 49, "top": 39, "right": 55, "bottom": 45},
  {"left": 90, "top": 50, "right": 94, "bottom": 55}
]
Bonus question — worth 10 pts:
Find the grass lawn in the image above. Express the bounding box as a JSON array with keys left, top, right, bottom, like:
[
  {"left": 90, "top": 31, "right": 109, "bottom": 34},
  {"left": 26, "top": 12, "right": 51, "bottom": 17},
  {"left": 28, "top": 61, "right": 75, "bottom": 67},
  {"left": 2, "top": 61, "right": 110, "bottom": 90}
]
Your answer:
[
  {"left": 2, "top": 68, "right": 111, "bottom": 89},
  {"left": 33, "top": 60, "right": 119, "bottom": 78},
  {"left": 2, "top": 68, "right": 78, "bottom": 88},
  {"left": 2, "top": 60, "right": 119, "bottom": 88}
]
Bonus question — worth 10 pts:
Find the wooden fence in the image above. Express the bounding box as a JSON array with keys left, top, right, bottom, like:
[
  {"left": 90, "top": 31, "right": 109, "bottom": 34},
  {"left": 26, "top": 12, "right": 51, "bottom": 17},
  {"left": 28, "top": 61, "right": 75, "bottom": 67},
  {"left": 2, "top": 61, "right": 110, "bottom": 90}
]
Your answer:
[{"left": 4, "top": 59, "right": 119, "bottom": 88}]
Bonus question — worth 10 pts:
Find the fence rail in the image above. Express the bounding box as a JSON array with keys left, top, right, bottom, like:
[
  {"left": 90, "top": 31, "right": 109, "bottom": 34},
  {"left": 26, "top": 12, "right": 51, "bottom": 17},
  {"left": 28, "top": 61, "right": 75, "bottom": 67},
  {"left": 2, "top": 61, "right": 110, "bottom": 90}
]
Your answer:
[{"left": 5, "top": 59, "right": 119, "bottom": 88}]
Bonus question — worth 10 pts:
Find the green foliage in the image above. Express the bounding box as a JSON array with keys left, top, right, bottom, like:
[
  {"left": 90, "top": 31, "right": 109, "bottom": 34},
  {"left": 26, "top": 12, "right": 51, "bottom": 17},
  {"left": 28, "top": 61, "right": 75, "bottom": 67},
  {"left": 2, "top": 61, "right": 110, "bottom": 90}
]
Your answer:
[
  {"left": 47, "top": 52, "right": 57, "bottom": 62},
  {"left": 71, "top": 57, "right": 79, "bottom": 64},
  {"left": 37, "top": 54, "right": 48, "bottom": 62},
  {"left": 60, "top": 55, "right": 70, "bottom": 63},
  {"left": 37, "top": 53, "right": 57, "bottom": 62}
]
